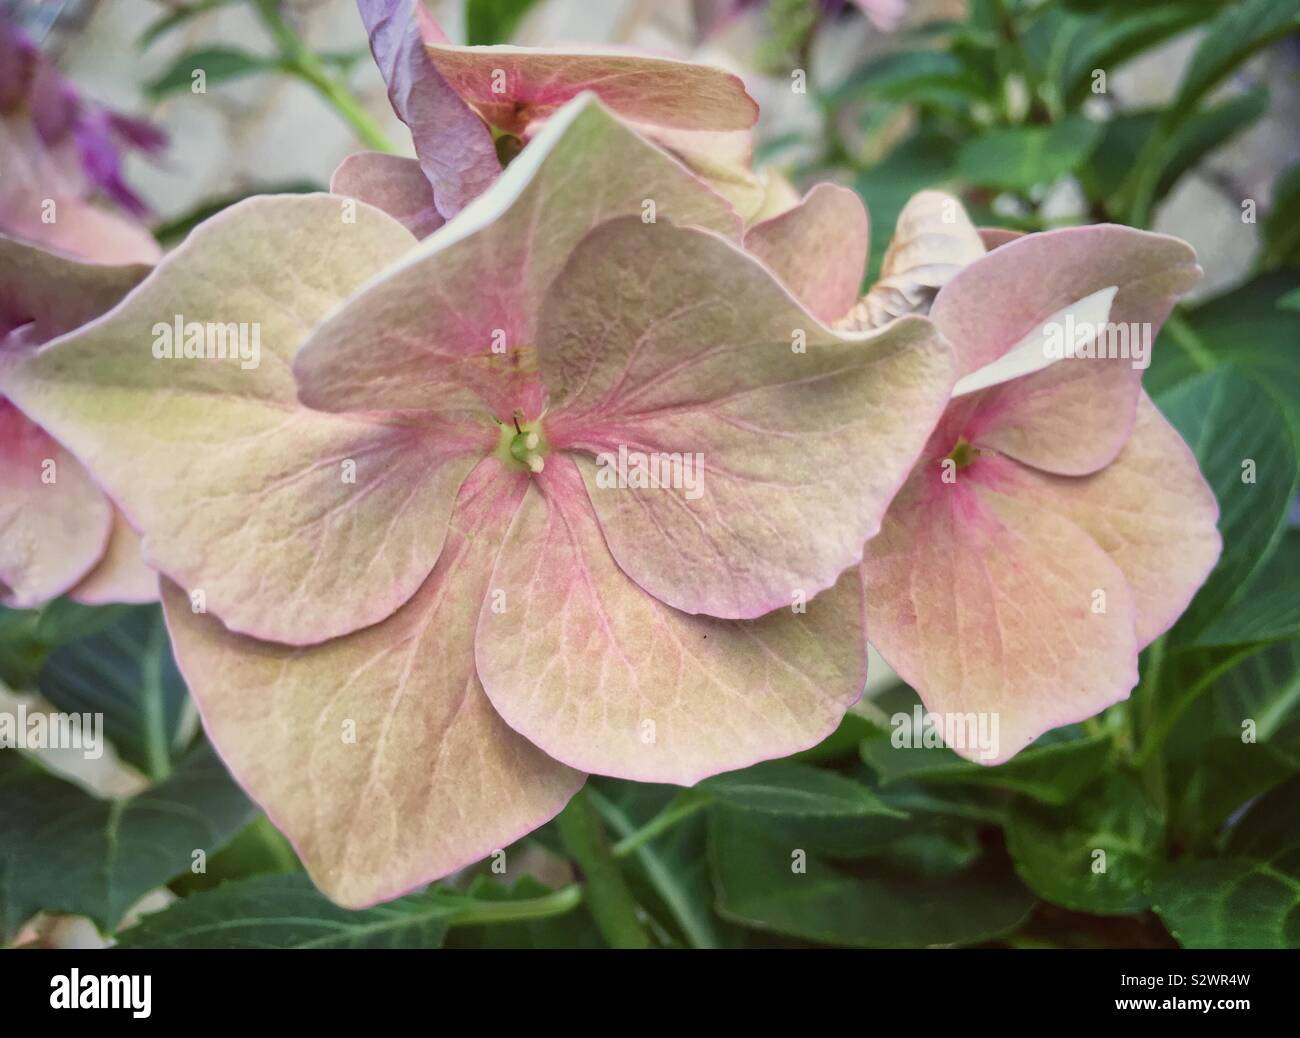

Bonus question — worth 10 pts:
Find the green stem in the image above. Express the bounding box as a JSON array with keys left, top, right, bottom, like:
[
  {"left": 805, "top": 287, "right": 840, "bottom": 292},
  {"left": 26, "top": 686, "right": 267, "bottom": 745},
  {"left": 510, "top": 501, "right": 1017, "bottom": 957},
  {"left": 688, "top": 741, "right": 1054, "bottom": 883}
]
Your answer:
[
  {"left": 556, "top": 789, "right": 651, "bottom": 949},
  {"left": 611, "top": 792, "right": 711, "bottom": 859},
  {"left": 449, "top": 884, "right": 583, "bottom": 927},
  {"left": 252, "top": 0, "right": 395, "bottom": 153}
]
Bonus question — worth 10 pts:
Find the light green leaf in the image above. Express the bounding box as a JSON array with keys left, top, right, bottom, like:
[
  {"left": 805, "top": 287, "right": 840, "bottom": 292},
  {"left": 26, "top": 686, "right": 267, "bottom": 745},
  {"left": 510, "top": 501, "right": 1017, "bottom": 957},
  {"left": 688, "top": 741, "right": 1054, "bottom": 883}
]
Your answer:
[
  {"left": 956, "top": 116, "right": 1103, "bottom": 192},
  {"left": 145, "top": 47, "right": 278, "bottom": 99},
  {"left": 465, "top": 0, "right": 544, "bottom": 45},
  {"left": 699, "top": 760, "right": 903, "bottom": 818}
]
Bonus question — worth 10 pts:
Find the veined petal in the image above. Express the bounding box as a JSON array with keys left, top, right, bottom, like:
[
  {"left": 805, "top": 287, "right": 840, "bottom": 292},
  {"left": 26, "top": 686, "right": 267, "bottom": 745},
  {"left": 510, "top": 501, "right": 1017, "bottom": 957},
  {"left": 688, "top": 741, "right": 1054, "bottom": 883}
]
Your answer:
[
  {"left": 162, "top": 459, "right": 582, "bottom": 909},
  {"left": 424, "top": 44, "right": 758, "bottom": 137},
  {"left": 295, "top": 96, "right": 740, "bottom": 421},
  {"left": 357, "top": 0, "right": 500, "bottom": 217},
  {"left": 993, "top": 393, "right": 1221, "bottom": 647},
  {"left": 475, "top": 454, "right": 867, "bottom": 784},
  {"left": 541, "top": 217, "right": 954, "bottom": 621},
  {"left": 743, "top": 183, "right": 869, "bottom": 326},
  {"left": 0, "top": 399, "right": 111, "bottom": 607},
  {"left": 330, "top": 151, "right": 443, "bottom": 239},
  {"left": 4, "top": 195, "right": 486, "bottom": 647},
  {"left": 862, "top": 453, "right": 1139, "bottom": 764}
]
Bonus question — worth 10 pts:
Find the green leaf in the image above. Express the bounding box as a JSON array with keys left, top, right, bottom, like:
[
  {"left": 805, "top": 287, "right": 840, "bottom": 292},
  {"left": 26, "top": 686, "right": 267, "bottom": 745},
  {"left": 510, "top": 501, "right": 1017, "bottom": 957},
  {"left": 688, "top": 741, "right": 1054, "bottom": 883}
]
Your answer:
[
  {"left": 860, "top": 727, "right": 1112, "bottom": 805},
  {"left": 116, "top": 872, "right": 463, "bottom": 949},
  {"left": 0, "top": 741, "right": 252, "bottom": 940},
  {"left": 830, "top": 50, "right": 986, "bottom": 108},
  {"left": 0, "top": 601, "right": 132, "bottom": 690},
  {"left": 1172, "top": 0, "right": 1300, "bottom": 114},
  {"left": 1148, "top": 278, "right": 1300, "bottom": 435},
  {"left": 444, "top": 875, "right": 603, "bottom": 949},
  {"left": 138, "top": 0, "right": 235, "bottom": 49},
  {"left": 465, "top": 0, "right": 543, "bottom": 45},
  {"left": 700, "top": 760, "right": 903, "bottom": 819},
  {"left": 1279, "top": 287, "right": 1300, "bottom": 311},
  {"left": 145, "top": 47, "right": 278, "bottom": 99},
  {"left": 37, "top": 605, "right": 190, "bottom": 781},
  {"left": 169, "top": 814, "right": 302, "bottom": 897},
  {"left": 956, "top": 116, "right": 1103, "bottom": 192},
  {"left": 1196, "top": 530, "right": 1300, "bottom": 647},
  {"left": 1262, "top": 164, "right": 1300, "bottom": 269},
  {"left": 1153, "top": 774, "right": 1300, "bottom": 947},
  {"left": 1005, "top": 773, "right": 1163, "bottom": 914},
  {"left": 1157, "top": 369, "right": 1299, "bottom": 639},
  {"left": 709, "top": 808, "right": 1034, "bottom": 947}
]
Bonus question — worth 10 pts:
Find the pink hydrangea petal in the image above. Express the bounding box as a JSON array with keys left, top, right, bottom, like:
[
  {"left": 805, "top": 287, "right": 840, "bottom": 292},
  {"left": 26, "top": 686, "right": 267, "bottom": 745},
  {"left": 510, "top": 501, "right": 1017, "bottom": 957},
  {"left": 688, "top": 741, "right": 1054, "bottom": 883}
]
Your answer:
[
  {"left": 4, "top": 195, "right": 490, "bottom": 647},
  {"left": 424, "top": 44, "right": 759, "bottom": 137},
  {"left": 978, "top": 227, "right": 1024, "bottom": 251},
  {"left": 294, "top": 96, "right": 741, "bottom": 421},
  {"left": 990, "top": 393, "right": 1221, "bottom": 647},
  {"left": 862, "top": 451, "right": 1140, "bottom": 764},
  {"left": 357, "top": 0, "right": 500, "bottom": 218},
  {"left": 330, "top": 151, "right": 443, "bottom": 239},
  {"left": 540, "top": 217, "right": 954, "bottom": 621},
  {"left": 474, "top": 454, "right": 867, "bottom": 784},
  {"left": 162, "top": 458, "right": 583, "bottom": 908},
  {"left": 0, "top": 230, "right": 152, "bottom": 346},
  {"left": 931, "top": 223, "right": 1201, "bottom": 379},
  {"left": 0, "top": 399, "right": 111, "bottom": 607},
  {"left": 69, "top": 508, "right": 158, "bottom": 605},
  {"left": 0, "top": 188, "right": 160, "bottom": 265},
  {"left": 743, "top": 183, "right": 869, "bottom": 325}
]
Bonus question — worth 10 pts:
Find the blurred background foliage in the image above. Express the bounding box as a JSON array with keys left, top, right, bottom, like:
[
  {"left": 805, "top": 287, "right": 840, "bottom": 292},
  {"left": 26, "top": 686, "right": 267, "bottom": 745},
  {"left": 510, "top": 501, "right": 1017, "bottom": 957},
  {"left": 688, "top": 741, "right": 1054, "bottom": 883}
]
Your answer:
[{"left": 2, "top": 0, "right": 1298, "bottom": 949}]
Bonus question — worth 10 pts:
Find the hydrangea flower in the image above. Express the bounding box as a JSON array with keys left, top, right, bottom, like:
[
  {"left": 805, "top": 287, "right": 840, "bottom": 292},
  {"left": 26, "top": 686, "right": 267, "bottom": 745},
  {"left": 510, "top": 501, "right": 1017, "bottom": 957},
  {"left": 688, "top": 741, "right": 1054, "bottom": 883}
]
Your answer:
[
  {"left": 0, "top": 235, "right": 157, "bottom": 606},
  {"left": 334, "top": 0, "right": 766, "bottom": 237},
  {"left": 6, "top": 97, "right": 956, "bottom": 905},
  {"left": 748, "top": 189, "right": 1221, "bottom": 762}
]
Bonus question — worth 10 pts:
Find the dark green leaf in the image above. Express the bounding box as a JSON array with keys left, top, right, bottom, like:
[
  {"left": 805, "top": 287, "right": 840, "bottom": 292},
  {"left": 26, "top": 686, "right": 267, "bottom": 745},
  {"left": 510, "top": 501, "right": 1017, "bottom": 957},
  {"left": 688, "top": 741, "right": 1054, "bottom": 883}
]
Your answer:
[
  {"left": 38, "top": 605, "right": 190, "bottom": 781},
  {"left": 145, "top": 47, "right": 278, "bottom": 99},
  {"left": 465, "top": 0, "right": 543, "bottom": 45},
  {"left": 0, "top": 741, "right": 253, "bottom": 940},
  {"left": 1173, "top": 0, "right": 1300, "bottom": 114},
  {"left": 700, "top": 759, "right": 903, "bottom": 818}
]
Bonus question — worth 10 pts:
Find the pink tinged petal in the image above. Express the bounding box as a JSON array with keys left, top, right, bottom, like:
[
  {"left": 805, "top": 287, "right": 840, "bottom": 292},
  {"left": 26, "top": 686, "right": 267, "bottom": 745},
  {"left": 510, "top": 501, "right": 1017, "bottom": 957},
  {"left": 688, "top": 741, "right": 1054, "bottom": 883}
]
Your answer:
[
  {"left": 295, "top": 96, "right": 741, "bottom": 422},
  {"left": 0, "top": 231, "right": 151, "bottom": 346},
  {"left": 938, "top": 225, "right": 1201, "bottom": 474},
  {"left": 841, "top": 190, "right": 985, "bottom": 331},
  {"left": 862, "top": 454, "right": 1140, "bottom": 764},
  {"left": 162, "top": 459, "right": 583, "bottom": 909},
  {"left": 978, "top": 227, "right": 1024, "bottom": 251},
  {"left": 0, "top": 399, "right": 111, "bottom": 607},
  {"left": 541, "top": 217, "right": 954, "bottom": 621},
  {"left": 425, "top": 44, "right": 759, "bottom": 138},
  {"left": 330, "top": 151, "right": 443, "bottom": 239},
  {"left": 743, "top": 183, "right": 869, "bottom": 326},
  {"left": 0, "top": 189, "right": 160, "bottom": 265},
  {"left": 475, "top": 454, "right": 867, "bottom": 784},
  {"left": 4, "top": 195, "right": 487, "bottom": 647},
  {"left": 357, "top": 0, "right": 500, "bottom": 218},
  {"left": 69, "top": 508, "right": 158, "bottom": 605},
  {"left": 995, "top": 393, "right": 1221, "bottom": 647},
  {"left": 931, "top": 223, "right": 1201, "bottom": 379}
]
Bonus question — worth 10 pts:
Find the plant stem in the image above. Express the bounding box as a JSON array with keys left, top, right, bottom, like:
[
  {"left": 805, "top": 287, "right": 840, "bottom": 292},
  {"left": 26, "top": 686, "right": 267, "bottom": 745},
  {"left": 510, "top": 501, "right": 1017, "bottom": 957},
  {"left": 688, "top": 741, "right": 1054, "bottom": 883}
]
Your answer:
[
  {"left": 252, "top": 0, "right": 396, "bottom": 153},
  {"left": 556, "top": 789, "right": 652, "bottom": 949},
  {"left": 611, "top": 791, "right": 711, "bottom": 859},
  {"left": 449, "top": 884, "right": 583, "bottom": 927}
]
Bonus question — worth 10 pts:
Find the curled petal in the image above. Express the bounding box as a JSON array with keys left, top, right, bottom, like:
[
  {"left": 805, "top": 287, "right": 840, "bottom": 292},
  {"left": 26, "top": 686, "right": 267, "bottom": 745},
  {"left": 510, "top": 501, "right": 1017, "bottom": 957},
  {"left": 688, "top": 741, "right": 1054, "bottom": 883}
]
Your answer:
[
  {"left": 541, "top": 217, "right": 954, "bottom": 620},
  {"left": 330, "top": 151, "right": 443, "bottom": 239},
  {"left": 69, "top": 508, "right": 158, "bottom": 605},
  {"left": 743, "top": 183, "right": 869, "bottom": 326}
]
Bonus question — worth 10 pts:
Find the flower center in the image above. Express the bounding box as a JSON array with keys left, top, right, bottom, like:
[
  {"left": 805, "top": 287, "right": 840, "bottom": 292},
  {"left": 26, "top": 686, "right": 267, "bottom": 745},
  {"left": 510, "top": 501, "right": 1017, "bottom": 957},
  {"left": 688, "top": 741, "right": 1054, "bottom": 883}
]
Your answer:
[
  {"left": 497, "top": 411, "right": 547, "bottom": 474},
  {"left": 946, "top": 437, "right": 978, "bottom": 469}
]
